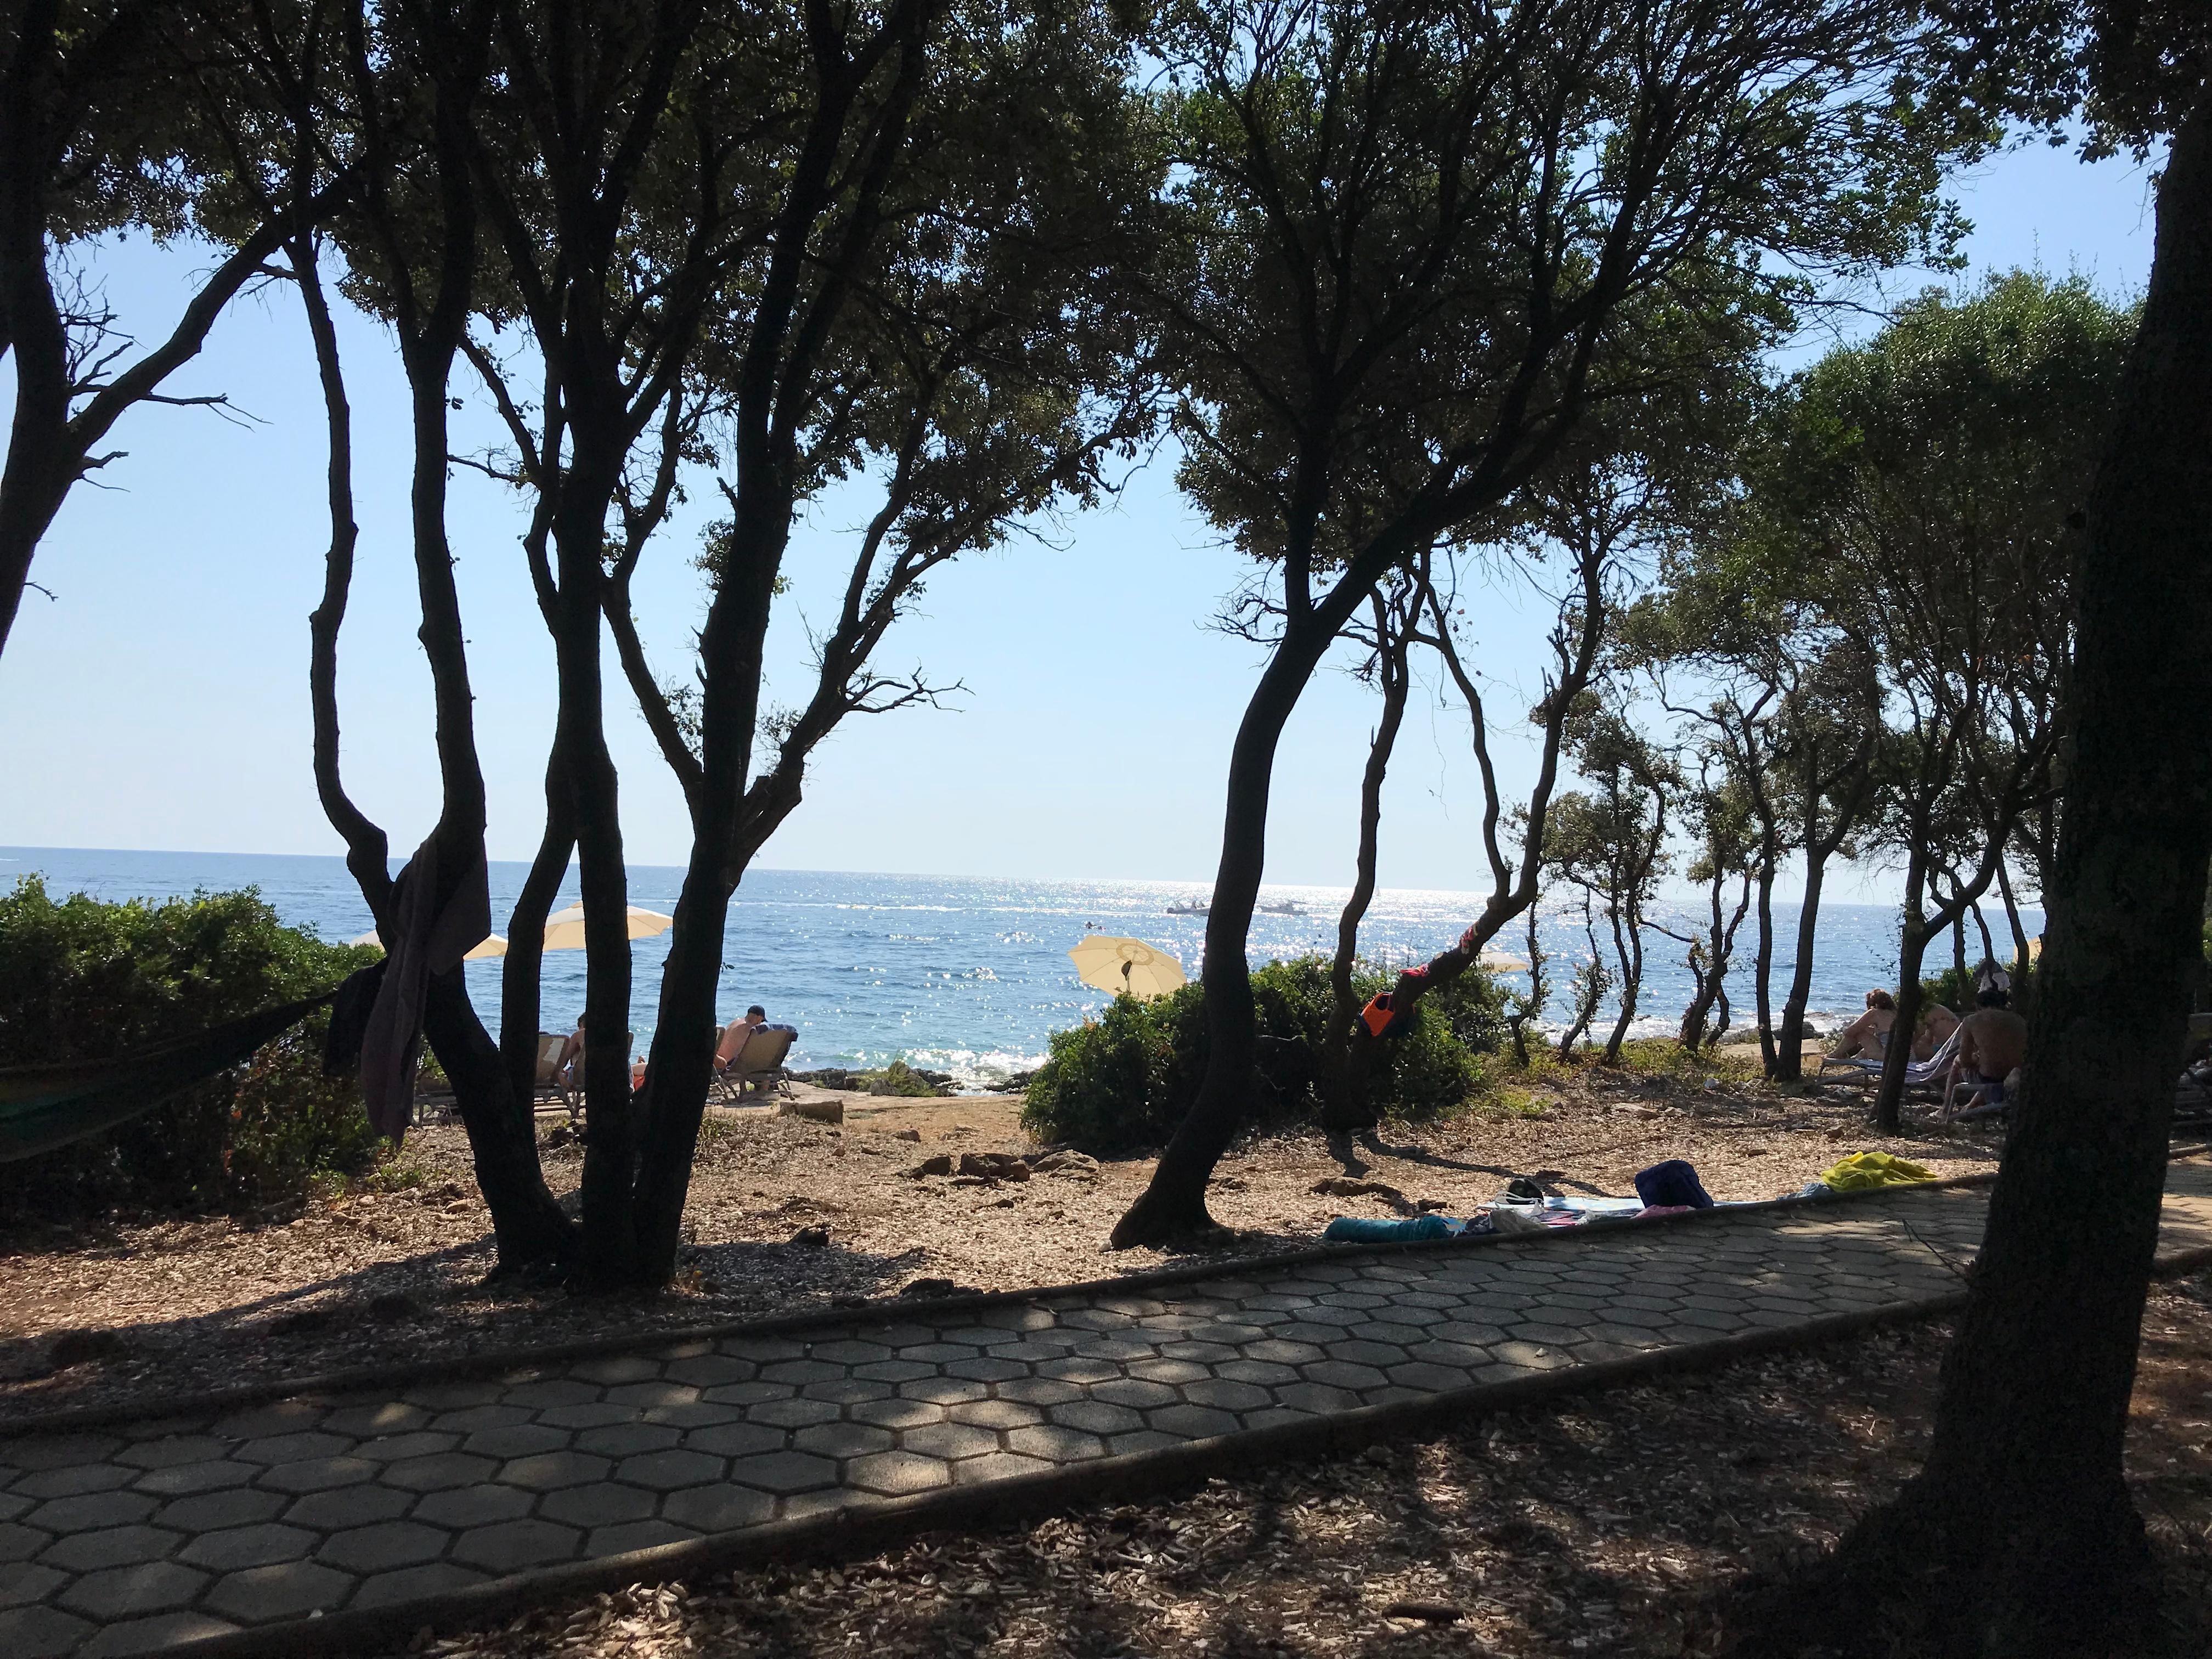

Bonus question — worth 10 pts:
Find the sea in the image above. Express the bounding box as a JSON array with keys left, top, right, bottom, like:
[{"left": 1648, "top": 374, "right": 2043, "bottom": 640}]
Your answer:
[{"left": 1, "top": 848, "right": 2030, "bottom": 1091}]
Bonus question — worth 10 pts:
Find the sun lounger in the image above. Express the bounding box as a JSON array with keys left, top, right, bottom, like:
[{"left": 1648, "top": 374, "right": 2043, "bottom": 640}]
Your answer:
[
  {"left": 532, "top": 1032, "right": 571, "bottom": 1115},
  {"left": 713, "top": 1025, "right": 797, "bottom": 1103},
  {"left": 1819, "top": 1028, "right": 1960, "bottom": 1094}
]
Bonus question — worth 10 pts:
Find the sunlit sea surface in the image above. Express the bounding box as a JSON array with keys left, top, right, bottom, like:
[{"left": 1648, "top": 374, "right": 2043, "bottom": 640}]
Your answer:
[{"left": 3, "top": 849, "right": 2032, "bottom": 1090}]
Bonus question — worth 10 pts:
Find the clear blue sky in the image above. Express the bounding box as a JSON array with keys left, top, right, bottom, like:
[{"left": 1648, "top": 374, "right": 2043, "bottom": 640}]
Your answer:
[{"left": 0, "top": 136, "right": 2159, "bottom": 899}]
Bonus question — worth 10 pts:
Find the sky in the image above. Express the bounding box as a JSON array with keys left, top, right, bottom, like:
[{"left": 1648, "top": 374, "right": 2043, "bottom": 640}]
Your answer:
[{"left": 0, "top": 133, "right": 2160, "bottom": 900}]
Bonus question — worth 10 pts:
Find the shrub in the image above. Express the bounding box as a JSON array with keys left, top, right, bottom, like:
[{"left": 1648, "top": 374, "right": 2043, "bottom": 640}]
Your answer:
[
  {"left": 1022, "top": 954, "right": 1499, "bottom": 1153},
  {"left": 0, "top": 876, "right": 380, "bottom": 1221}
]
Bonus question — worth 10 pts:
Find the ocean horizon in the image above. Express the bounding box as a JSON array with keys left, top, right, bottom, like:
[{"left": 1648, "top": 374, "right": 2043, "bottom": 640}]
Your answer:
[{"left": 1, "top": 846, "right": 2026, "bottom": 1090}]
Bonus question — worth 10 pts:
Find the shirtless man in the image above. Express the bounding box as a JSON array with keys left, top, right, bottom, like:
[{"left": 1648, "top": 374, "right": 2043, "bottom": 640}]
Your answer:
[{"left": 1953, "top": 991, "right": 2029, "bottom": 1111}]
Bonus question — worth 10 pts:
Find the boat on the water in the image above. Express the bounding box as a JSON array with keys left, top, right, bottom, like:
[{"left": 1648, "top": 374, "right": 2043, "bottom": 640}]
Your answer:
[
  {"left": 1259, "top": 899, "right": 1306, "bottom": 915},
  {"left": 1166, "top": 899, "right": 1210, "bottom": 916}
]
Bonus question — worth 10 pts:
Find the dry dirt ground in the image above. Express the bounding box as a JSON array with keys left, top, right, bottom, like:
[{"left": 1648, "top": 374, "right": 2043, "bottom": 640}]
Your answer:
[
  {"left": 0, "top": 1051, "right": 2005, "bottom": 1421},
  {"left": 366, "top": 1270, "right": 2212, "bottom": 1659}
]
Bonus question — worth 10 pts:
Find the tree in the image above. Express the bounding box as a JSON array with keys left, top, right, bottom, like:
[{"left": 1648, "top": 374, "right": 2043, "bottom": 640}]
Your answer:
[
  {"left": 281, "top": 0, "right": 575, "bottom": 1271},
  {"left": 0, "top": 0, "right": 348, "bottom": 659},
  {"left": 437, "top": 0, "right": 1159, "bottom": 1286},
  {"left": 1745, "top": 7, "right": 2212, "bottom": 1652},
  {"left": 1110, "top": 0, "right": 1997, "bottom": 1245},
  {"left": 1664, "top": 749, "right": 1758, "bottom": 1052},
  {"left": 1548, "top": 698, "right": 1676, "bottom": 1066},
  {"left": 1763, "top": 273, "right": 2130, "bottom": 1130}
]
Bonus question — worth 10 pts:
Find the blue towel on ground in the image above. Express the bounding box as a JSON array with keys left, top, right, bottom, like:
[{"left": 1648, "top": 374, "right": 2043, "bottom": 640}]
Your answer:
[{"left": 1323, "top": 1214, "right": 1458, "bottom": 1243}]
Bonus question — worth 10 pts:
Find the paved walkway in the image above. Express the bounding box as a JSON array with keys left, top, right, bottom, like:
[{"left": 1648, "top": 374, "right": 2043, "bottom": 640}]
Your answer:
[{"left": 7, "top": 1158, "right": 2212, "bottom": 1658}]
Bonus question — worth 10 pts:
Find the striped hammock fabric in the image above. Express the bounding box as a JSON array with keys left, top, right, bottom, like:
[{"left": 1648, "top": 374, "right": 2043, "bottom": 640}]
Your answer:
[{"left": 0, "top": 992, "right": 335, "bottom": 1164}]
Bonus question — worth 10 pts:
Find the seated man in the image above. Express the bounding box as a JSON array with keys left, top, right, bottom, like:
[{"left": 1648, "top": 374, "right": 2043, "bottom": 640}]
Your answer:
[
  {"left": 1914, "top": 1000, "right": 1961, "bottom": 1062},
  {"left": 555, "top": 1018, "right": 585, "bottom": 1087},
  {"left": 715, "top": 1005, "right": 767, "bottom": 1069},
  {"left": 715, "top": 1005, "right": 798, "bottom": 1070},
  {"left": 1951, "top": 990, "right": 2030, "bottom": 1113},
  {"left": 1830, "top": 990, "right": 1898, "bottom": 1060}
]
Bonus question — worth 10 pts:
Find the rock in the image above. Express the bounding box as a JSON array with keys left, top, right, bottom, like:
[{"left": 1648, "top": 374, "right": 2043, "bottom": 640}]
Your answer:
[
  {"left": 906, "top": 1154, "right": 955, "bottom": 1177},
  {"left": 890, "top": 1127, "right": 922, "bottom": 1142},
  {"left": 958, "top": 1152, "right": 1030, "bottom": 1181},
  {"left": 1381, "top": 1600, "right": 1464, "bottom": 1624},
  {"left": 47, "top": 1328, "right": 128, "bottom": 1372},
  {"left": 789, "top": 1225, "right": 831, "bottom": 1248},
  {"left": 950, "top": 1174, "right": 991, "bottom": 1187},
  {"left": 779, "top": 1096, "right": 844, "bottom": 1125},
  {"left": 1029, "top": 1150, "right": 1100, "bottom": 1180}
]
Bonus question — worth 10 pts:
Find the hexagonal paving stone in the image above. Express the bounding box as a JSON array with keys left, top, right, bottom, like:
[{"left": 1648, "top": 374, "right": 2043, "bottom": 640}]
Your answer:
[
  {"left": 689, "top": 1423, "right": 786, "bottom": 1459},
  {"left": 0, "top": 1524, "right": 51, "bottom": 1565},
  {"left": 452, "top": 1518, "right": 582, "bottom": 1572},
  {"left": 613, "top": 1449, "right": 725, "bottom": 1492},
  {"left": 749, "top": 1398, "right": 841, "bottom": 1430},
  {"left": 663, "top": 1355, "right": 757, "bottom": 1389},
  {"left": 845, "top": 1451, "right": 951, "bottom": 1496},
  {"left": 0, "top": 1560, "right": 65, "bottom": 1609},
  {"left": 318, "top": 1520, "right": 449, "bottom": 1575},
  {"left": 1087, "top": 1379, "right": 1178, "bottom": 1411},
  {"left": 800, "top": 1378, "right": 893, "bottom": 1406},
  {"left": 15, "top": 1462, "right": 133, "bottom": 1499},
  {"left": 589, "top": 1519, "right": 699, "bottom": 1556},
  {"left": 257, "top": 1456, "right": 378, "bottom": 1495},
  {"left": 414, "top": 1483, "right": 537, "bottom": 1528},
  {"left": 125, "top": 1454, "right": 258, "bottom": 1503},
  {"left": 282, "top": 1483, "right": 414, "bottom": 1530},
  {"left": 575, "top": 1423, "right": 682, "bottom": 1459},
  {"left": 27, "top": 1491, "right": 157, "bottom": 1531},
  {"left": 496, "top": 1451, "right": 609, "bottom": 1492},
  {"left": 60, "top": 1559, "right": 209, "bottom": 1619},
  {"left": 463, "top": 1423, "right": 573, "bottom": 1460},
  {"left": 323, "top": 1401, "right": 435, "bottom": 1437},
  {"left": 234, "top": 1432, "right": 351, "bottom": 1466},
  {"left": 851, "top": 1398, "right": 943, "bottom": 1432},
  {"left": 726, "top": 1451, "right": 837, "bottom": 1495},
  {"left": 178, "top": 1522, "right": 317, "bottom": 1571},
  {"left": 662, "top": 1485, "right": 775, "bottom": 1532},
  {"left": 1046, "top": 1400, "right": 1144, "bottom": 1436},
  {"left": 540, "top": 1482, "right": 657, "bottom": 1528},
  {"left": 793, "top": 1423, "right": 894, "bottom": 1460},
  {"left": 898, "top": 1421, "right": 1001, "bottom": 1462},
  {"left": 1182, "top": 1379, "right": 1273, "bottom": 1413},
  {"left": 606, "top": 1381, "right": 699, "bottom": 1410},
  {"left": 1144, "top": 1404, "right": 1242, "bottom": 1441},
  {"left": 348, "top": 1431, "right": 462, "bottom": 1464},
  {"left": 199, "top": 1558, "right": 354, "bottom": 1623},
  {"left": 570, "top": 1357, "right": 661, "bottom": 1386},
  {"left": 1003, "top": 1425, "right": 1103, "bottom": 1464},
  {"left": 42, "top": 1520, "right": 185, "bottom": 1577}
]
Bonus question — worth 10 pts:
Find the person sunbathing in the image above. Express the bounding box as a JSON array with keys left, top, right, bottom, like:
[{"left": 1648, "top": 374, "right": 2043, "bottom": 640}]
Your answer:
[
  {"left": 1951, "top": 990, "right": 2029, "bottom": 1112},
  {"left": 1830, "top": 990, "right": 1899, "bottom": 1060},
  {"left": 715, "top": 1006, "right": 768, "bottom": 1069},
  {"left": 1914, "top": 999, "right": 1961, "bottom": 1061}
]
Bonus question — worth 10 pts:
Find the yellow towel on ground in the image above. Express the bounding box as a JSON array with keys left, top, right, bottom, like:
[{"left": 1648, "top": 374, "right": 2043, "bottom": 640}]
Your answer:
[{"left": 1819, "top": 1151, "right": 1938, "bottom": 1192}]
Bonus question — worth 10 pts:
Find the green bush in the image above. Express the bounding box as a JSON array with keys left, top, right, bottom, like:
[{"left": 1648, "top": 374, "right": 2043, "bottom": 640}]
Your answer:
[
  {"left": 1022, "top": 954, "right": 1497, "bottom": 1154},
  {"left": 0, "top": 876, "right": 380, "bottom": 1221}
]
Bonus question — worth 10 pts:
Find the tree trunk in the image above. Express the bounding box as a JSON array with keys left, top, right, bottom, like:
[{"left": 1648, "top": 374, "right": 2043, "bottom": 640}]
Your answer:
[
  {"left": 0, "top": 0, "right": 70, "bottom": 662},
  {"left": 1111, "top": 637, "right": 1328, "bottom": 1246},
  {"left": 1319, "top": 600, "right": 1410, "bottom": 1135},
  {"left": 1996, "top": 856, "right": 2035, "bottom": 1021},
  {"left": 499, "top": 760, "right": 575, "bottom": 1112},
  {"left": 544, "top": 447, "right": 639, "bottom": 1289},
  {"left": 296, "top": 225, "right": 571, "bottom": 1272},
  {"left": 1809, "top": 86, "right": 2212, "bottom": 1656},
  {"left": 1752, "top": 855, "right": 1778, "bottom": 1076},
  {"left": 1775, "top": 842, "right": 1833, "bottom": 1082},
  {"left": 1874, "top": 849, "right": 1932, "bottom": 1135}
]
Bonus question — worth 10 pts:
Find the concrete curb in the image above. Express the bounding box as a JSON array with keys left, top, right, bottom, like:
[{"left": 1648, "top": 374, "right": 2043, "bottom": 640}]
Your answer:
[
  {"left": 151, "top": 1234, "right": 2212, "bottom": 1659},
  {"left": 1, "top": 1166, "right": 2012, "bottom": 1440}
]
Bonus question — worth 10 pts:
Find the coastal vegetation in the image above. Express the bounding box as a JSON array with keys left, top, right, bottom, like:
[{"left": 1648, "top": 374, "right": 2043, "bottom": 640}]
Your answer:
[{"left": 3, "top": 0, "right": 2210, "bottom": 1648}]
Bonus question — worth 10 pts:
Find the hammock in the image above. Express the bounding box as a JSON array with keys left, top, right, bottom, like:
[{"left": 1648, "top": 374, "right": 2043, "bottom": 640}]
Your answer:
[{"left": 0, "top": 991, "right": 336, "bottom": 1164}]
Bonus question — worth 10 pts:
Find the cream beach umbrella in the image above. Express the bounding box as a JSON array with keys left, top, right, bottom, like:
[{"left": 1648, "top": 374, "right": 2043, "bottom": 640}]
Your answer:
[
  {"left": 352, "top": 928, "right": 507, "bottom": 961},
  {"left": 540, "top": 902, "right": 675, "bottom": 952},
  {"left": 1479, "top": 947, "right": 1530, "bottom": 973},
  {"left": 1069, "top": 935, "right": 1186, "bottom": 1002}
]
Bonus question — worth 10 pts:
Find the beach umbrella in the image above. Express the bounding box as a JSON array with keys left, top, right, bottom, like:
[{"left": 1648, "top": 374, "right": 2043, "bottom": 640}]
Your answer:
[
  {"left": 352, "top": 928, "right": 507, "bottom": 961},
  {"left": 1479, "top": 947, "right": 1531, "bottom": 973},
  {"left": 1069, "top": 935, "right": 1186, "bottom": 1001},
  {"left": 540, "top": 902, "right": 675, "bottom": 952}
]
